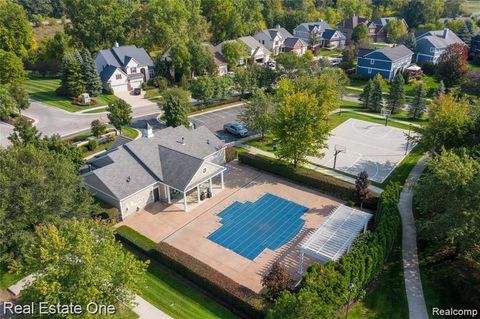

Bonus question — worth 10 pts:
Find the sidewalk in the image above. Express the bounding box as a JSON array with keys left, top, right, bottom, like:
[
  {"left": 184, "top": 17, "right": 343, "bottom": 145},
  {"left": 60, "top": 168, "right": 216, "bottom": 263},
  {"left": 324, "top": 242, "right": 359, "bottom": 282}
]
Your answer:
[
  {"left": 241, "top": 144, "right": 384, "bottom": 194},
  {"left": 398, "top": 155, "right": 429, "bottom": 319}
]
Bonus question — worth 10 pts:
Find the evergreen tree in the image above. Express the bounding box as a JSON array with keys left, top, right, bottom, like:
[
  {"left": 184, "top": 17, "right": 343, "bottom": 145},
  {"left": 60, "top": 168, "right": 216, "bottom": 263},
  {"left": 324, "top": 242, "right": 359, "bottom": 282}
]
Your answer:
[
  {"left": 457, "top": 23, "right": 472, "bottom": 46},
  {"left": 81, "top": 48, "right": 103, "bottom": 96},
  {"left": 360, "top": 80, "right": 372, "bottom": 108},
  {"left": 387, "top": 72, "right": 405, "bottom": 113},
  {"left": 369, "top": 78, "right": 383, "bottom": 112},
  {"left": 434, "top": 80, "right": 446, "bottom": 98},
  {"left": 402, "top": 32, "right": 417, "bottom": 51},
  {"left": 58, "top": 53, "right": 86, "bottom": 98},
  {"left": 355, "top": 171, "right": 370, "bottom": 209},
  {"left": 409, "top": 83, "right": 427, "bottom": 120}
]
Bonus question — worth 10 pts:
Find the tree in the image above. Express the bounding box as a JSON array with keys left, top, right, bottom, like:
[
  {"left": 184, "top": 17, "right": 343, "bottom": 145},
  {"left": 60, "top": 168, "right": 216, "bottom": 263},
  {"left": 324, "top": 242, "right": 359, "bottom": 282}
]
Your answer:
[
  {"left": 0, "top": 145, "right": 95, "bottom": 260},
  {"left": 190, "top": 76, "right": 215, "bottom": 104},
  {"left": 409, "top": 83, "right": 427, "bottom": 120},
  {"left": 0, "top": 84, "right": 16, "bottom": 120},
  {"left": 340, "top": 45, "right": 356, "bottom": 70},
  {"left": 457, "top": 23, "right": 473, "bottom": 47},
  {"left": 81, "top": 48, "right": 102, "bottom": 96},
  {"left": 8, "top": 117, "right": 41, "bottom": 146},
  {"left": 239, "top": 89, "right": 274, "bottom": 139},
  {"left": 213, "top": 75, "right": 234, "bottom": 100},
  {"left": 272, "top": 90, "right": 329, "bottom": 168},
  {"left": 419, "top": 94, "right": 473, "bottom": 150},
  {"left": 360, "top": 80, "right": 372, "bottom": 108},
  {"left": 0, "top": 50, "right": 26, "bottom": 85},
  {"left": 9, "top": 86, "right": 29, "bottom": 115},
  {"left": 434, "top": 80, "right": 446, "bottom": 98},
  {"left": 460, "top": 71, "right": 480, "bottom": 97},
  {"left": 387, "top": 72, "right": 405, "bottom": 113},
  {"left": 189, "top": 41, "right": 215, "bottom": 77},
  {"left": 57, "top": 52, "right": 86, "bottom": 98},
  {"left": 261, "top": 262, "right": 292, "bottom": 301},
  {"left": 351, "top": 24, "right": 369, "bottom": 44},
  {"left": 368, "top": 77, "right": 384, "bottom": 112},
  {"left": 29, "top": 31, "right": 70, "bottom": 76},
  {"left": 107, "top": 98, "right": 132, "bottom": 134},
  {"left": 62, "top": 0, "right": 137, "bottom": 52},
  {"left": 385, "top": 19, "right": 408, "bottom": 44},
  {"left": 400, "top": 0, "right": 444, "bottom": 28},
  {"left": 0, "top": 0, "right": 35, "bottom": 57},
  {"left": 355, "top": 171, "right": 370, "bottom": 208},
  {"left": 234, "top": 66, "right": 257, "bottom": 96},
  {"left": 15, "top": 219, "right": 148, "bottom": 317},
  {"left": 221, "top": 41, "right": 248, "bottom": 68},
  {"left": 162, "top": 88, "right": 191, "bottom": 127},
  {"left": 437, "top": 43, "right": 469, "bottom": 87},
  {"left": 443, "top": 0, "right": 465, "bottom": 18},
  {"left": 275, "top": 52, "right": 310, "bottom": 77},
  {"left": 401, "top": 32, "right": 417, "bottom": 51},
  {"left": 169, "top": 42, "right": 192, "bottom": 81},
  {"left": 91, "top": 120, "right": 107, "bottom": 138},
  {"left": 201, "top": 0, "right": 265, "bottom": 43}
]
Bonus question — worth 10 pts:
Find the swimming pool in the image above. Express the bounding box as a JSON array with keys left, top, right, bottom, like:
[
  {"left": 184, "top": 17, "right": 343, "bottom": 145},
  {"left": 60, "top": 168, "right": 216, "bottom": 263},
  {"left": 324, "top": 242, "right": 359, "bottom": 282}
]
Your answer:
[{"left": 208, "top": 193, "right": 308, "bottom": 260}]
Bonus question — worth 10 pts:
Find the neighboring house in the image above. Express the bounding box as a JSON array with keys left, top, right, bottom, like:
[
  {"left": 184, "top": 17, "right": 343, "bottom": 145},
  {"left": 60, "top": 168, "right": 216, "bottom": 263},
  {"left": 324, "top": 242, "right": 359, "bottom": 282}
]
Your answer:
[
  {"left": 283, "top": 37, "right": 308, "bottom": 55},
  {"left": 82, "top": 125, "right": 226, "bottom": 218},
  {"left": 337, "top": 16, "right": 376, "bottom": 42},
  {"left": 238, "top": 36, "right": 271, "bottom": 64},
  {"left": 371, "top": 17, "right": 409, "bottom": 43},
  {"left": 356, "top": 45, "right": 414, "bottom": 80},
  {"left": 95, "top": 42, "right": 154, "bottom": 94},
  {"left": 293, "top": 20, "right": 346, "bottom": 48},
  {"left": 207, "top": 44, "right": 229, "bottom": 76},
  {"left": 415, "top": 28, "right": 465, "bottom": 64},
  {"left": 253, "top": 25, "right": 293, "bottom": 55}
]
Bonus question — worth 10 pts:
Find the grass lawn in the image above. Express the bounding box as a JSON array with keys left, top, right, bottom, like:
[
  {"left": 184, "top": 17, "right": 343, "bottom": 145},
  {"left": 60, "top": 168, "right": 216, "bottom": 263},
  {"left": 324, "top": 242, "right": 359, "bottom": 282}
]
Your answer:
[
  {"left": 381, "top": 145, "right": 424, "bottom": 187},
  {"left": 317, "top": 48, "right": 342, "bottom": 57},
  {"left": 83, "top": 106, "right": 108, "bottom": 114},
  {"left": 349, "top": 76, "right": 439, "bottom": 98},
  {"left": 121, "top": 127, "right": 140, "bottom": 140},
  {"left": 468, "top": 62, "right": 480, "bottom": 71},
  {"left": 0, "top": 262, "right": 23, "bottom": 290},
  {"left": 347, "top": 243, "right": 408, "bottom": 319},
  {"left": 462, "top": 0, "right": 480, "bottom": 14},
  {"left": 25, "top": 77, "right": 117, "bottom": 112}
]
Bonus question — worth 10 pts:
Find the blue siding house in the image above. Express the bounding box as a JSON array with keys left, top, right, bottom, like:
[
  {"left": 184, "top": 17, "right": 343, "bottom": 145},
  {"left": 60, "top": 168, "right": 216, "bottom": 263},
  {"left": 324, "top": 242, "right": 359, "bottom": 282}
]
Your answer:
[
  {"left": 356, "top": 45, "right": 413, "bottom": 80},
  {"left": 415, "top": 29, "right": 465, "bottom": 64}
]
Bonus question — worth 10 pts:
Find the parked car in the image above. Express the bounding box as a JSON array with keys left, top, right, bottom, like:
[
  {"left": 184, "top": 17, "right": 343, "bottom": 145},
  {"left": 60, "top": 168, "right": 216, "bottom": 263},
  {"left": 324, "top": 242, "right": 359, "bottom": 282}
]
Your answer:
[
  {"left": 133, "top": 88, "right": 141, "bottom": 95},
  {"left": 223, "top": 123, "right": 248, "bottom": 137}
]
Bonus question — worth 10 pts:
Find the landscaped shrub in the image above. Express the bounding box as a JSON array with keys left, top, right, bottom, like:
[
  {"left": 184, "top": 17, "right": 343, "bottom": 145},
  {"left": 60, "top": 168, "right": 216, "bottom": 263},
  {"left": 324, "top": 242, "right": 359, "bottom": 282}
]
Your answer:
[
  {"left": 238, "top": 152, "right": 379, "bottom": 210},
  {"left": 116, "top": 226, "right": 266, "bottom": 318},
  {"left": 86, "top": 139, "right": 98, "bottom": 151},
  {"left": 225, "top": 146, "right": 236, "bottom": 162},
  {"left": 266, "top": 183, "right": 402, "bottom": 319}
]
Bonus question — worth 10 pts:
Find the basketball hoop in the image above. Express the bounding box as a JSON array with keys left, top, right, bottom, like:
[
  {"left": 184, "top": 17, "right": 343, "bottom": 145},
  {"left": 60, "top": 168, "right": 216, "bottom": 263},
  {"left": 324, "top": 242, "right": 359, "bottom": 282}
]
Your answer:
[
  {"left": 381, "top": 108, "right": 391, "bottom": 126},
  {"left": 333, "top": 144, "right": 346, "bottom": 169}
]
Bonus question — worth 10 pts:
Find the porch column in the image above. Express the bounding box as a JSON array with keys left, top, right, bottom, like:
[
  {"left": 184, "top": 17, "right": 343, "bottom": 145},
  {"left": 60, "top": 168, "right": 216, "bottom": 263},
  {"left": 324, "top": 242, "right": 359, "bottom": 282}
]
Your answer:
[
  {"left": 166, "top": 186, "right": 171, "bottom": 204},
  {"left": 220, "top": 171, "right": 224, "bottom": 189},
  {"left": 183, "top": 192, "right": 188, "bottom": 212},
  {"left": 363, "top": 222, "right": 368, "bottom": 233},
  {"left": 197, "top": 185, "right": 201, "bottom": 203},
  {"left": 299, "top": 251, "right": 304, "bottom": 274},
  {"left": 209, "top": 178, "right": 213, "bottom": 191}
]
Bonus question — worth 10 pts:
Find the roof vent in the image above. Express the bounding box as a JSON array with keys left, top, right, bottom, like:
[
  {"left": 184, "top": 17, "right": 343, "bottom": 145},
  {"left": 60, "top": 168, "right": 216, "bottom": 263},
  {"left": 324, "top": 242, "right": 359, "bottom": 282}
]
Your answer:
[
  {"left": 207, "top": 139, "right": 210, "bottom": 144},
  {"left": 181, "top": 137, "right": 185, "bottom": 145},
  {"left": 114, "top": 41, "right": 119, "bottom": 48},
  {"left": 126, "top": 176, "right": 131, "bottom": 183}
]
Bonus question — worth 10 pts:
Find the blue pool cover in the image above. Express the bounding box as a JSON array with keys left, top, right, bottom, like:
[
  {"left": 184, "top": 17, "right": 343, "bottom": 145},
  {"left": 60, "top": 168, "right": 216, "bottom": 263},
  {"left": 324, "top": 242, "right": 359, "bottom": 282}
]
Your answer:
[{"left": 208, "top": 193, "right": 308, "bottom": 260}]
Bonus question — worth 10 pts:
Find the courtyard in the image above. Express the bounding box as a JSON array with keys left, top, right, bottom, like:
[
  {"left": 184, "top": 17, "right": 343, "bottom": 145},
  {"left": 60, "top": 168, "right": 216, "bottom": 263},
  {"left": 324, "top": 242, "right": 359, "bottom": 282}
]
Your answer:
[{"left": 118, "top": 162, "right": 343, "bottom": 292}]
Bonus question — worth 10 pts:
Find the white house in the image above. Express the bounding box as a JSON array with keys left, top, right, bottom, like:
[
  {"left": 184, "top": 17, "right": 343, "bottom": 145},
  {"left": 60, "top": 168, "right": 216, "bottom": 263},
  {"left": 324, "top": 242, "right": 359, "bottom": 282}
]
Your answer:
[
  {"left": 293, "top": 20, "right": 346, "bottom": 48},
  {"left": 82, "top": 125, "right": 226, "bottom": 219},
  {"left": 253, "top": 25, "right": 293, "bottom": 55},
  {"left": 95, "top": 42, "right": 154, "bottom": 94}
]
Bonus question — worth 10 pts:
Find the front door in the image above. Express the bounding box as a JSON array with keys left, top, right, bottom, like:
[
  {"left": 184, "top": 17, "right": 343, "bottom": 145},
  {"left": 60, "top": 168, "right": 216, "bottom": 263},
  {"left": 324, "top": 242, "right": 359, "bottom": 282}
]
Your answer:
[{"left": 153, "top": 188, "right": 160, "bottom": 202}]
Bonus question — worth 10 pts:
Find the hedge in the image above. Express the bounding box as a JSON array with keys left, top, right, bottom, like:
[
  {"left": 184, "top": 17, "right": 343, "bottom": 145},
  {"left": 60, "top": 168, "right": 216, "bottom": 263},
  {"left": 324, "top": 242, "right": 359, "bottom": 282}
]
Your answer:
[
  {"left": 266, "top": 183, "right": 402, "bottom": 318},
  {"left": 116, "top": 226, "right": 265, "bottom": 319},
  {"left": 238, "top": 152, "right": 379, "bottom": 210}
]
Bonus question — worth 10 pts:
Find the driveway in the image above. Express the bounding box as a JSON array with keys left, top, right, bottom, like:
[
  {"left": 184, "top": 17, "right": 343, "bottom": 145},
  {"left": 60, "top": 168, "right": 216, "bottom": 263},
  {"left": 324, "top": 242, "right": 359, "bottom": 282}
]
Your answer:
[
  {"left": 189, "top": 104, "right": 249, "bottom": 142},
  {"left": 0, "top": 122, "right": 13, "bottom": 147},
  {"left": 114, "top": 91, "right": 156, "bottom": 108}
]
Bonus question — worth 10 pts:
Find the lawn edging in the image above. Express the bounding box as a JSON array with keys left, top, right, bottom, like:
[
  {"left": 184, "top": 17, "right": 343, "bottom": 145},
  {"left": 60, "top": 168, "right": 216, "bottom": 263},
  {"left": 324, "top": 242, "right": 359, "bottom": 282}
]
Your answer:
[
  {"left": 115, "top": 226, "right": 266, "bottom": 319},
  {"left": 238, "top": 152, "right": 379, "bottom": 210}
]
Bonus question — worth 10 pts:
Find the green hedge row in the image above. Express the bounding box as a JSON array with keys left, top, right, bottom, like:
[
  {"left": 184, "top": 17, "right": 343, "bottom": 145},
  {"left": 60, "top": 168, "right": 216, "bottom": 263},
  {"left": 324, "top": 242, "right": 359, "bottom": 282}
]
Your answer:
[
  {"left": 266, "top": 183, "right": 402, "bottom": 318},
  {"left": 238, "top": 152, "right": 379, "bottom": 210},
  {"left": 116, "top": 226, "right": 265, "bottom": 319}
]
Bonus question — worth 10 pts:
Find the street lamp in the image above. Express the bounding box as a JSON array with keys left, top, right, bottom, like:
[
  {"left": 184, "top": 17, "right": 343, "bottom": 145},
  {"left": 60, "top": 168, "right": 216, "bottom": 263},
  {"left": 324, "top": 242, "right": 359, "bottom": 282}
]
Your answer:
[{"left": 345, "top": 282, "right": 355, "bottom": 319}]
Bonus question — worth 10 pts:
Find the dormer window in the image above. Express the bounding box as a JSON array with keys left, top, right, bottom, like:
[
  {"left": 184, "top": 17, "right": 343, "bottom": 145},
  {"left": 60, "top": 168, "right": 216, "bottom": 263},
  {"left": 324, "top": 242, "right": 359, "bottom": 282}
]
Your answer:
[
  {"left": 116, "top": 74, "right": 122, "bottom": 80},
  {"left": 130, "top": 67, "right": 137, "bottom": 73}
]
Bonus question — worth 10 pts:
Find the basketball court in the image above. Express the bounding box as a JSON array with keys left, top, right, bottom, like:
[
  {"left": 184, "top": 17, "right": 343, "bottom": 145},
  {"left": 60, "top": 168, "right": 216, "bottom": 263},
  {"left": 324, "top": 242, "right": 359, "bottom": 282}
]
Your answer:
[{"left": 309, "top": 118, "right": 415, "bottom": 183}]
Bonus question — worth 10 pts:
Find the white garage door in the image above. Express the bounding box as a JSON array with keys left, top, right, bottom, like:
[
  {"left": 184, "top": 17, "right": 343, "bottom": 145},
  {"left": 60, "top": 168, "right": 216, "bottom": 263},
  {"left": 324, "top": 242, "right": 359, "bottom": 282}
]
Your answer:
[
  {"left": 111, "top": 84, "right": 129, "bottom": 93},
  {"left": 130, "top": 80, "right": 143, "bottom": 89}
]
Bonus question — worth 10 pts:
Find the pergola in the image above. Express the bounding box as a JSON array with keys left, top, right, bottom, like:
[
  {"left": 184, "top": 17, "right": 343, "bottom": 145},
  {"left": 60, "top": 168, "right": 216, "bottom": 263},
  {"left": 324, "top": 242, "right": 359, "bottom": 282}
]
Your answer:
[{"left": 299, "top": 205, "right": 372, "bottom": 273}]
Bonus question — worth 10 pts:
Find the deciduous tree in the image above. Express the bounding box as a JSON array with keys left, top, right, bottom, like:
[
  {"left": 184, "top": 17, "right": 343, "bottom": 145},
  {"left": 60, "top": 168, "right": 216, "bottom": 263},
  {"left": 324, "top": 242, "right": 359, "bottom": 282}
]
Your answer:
[
  {"left": 221, "top": 41, "right": 248, "bottom": 68},
  {"left": 234, "top": 66, "right": 257, "bottom": 96},
  {"left": 0, "top": 0, "right": 35, "bottom": 57},
  {"left": 162, "top": 88, "right": 191, "bottom": 127},
  {"left": 437, "top": 43, "right": 469, "bottom": 87},
  {"left": 385, "top": 19, "right": 408, "bottom": 43},
  {"left": 261, "top": 262, "right": 292, "bottom": 301},
  {"left": 351, "top": 24, "right": 369, "bottom": 44},
  {"left": 0, "top": 50, "right": 26, "bottom": 85},
  {"left": 239, "top": 89, "right": 274, "bottom": 139},
  {"left": 91, "top": 120, "right": 107, "bottom": 138},
  {"left": 190, "top": 76, "right": 215, "bottom": 104},
  {"left": 355, "top": 171, "right": 370, "bottom": 208},
  {"left": 107, "top": 98, "right": 132, "bottom": 134}
]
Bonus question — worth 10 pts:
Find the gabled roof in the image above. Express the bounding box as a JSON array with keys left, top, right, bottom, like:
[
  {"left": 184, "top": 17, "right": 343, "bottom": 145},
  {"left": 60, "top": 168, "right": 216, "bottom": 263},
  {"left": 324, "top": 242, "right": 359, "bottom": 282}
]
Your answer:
[
  {"left": 415, "top": 29, "right": 464, "bottom": 49},
  {"left": 266, "top": 26, "right": 293, "bottom": 40},
  {"left": 238, "top": 36, "right": 271, "bottom": 54},
  {"left": 323, "top": 29, "right": 346, "bottom": 40},
  {"left": 99, "top": 65, "right": 124, "bottom": 82},
  {"left": 337, "top": 16, "right": 370, "bottom": 29},
  {"left": 206, "top": 44, "right": 228, "bottom": 67},
  {"left": 296, "top": 19, "right": 332, "bottom": 33},
  {"left": 362, "top": 45, "right": 413, "bottom": 61},
  {"left": 97, "top": 45, "right": 154, "bottom": 69},
  {"left": 372, "top": 17, "right": 404, "bottom": 27},
  {"left": 283, "top": 37, "right": 307, "bottom": 48}
]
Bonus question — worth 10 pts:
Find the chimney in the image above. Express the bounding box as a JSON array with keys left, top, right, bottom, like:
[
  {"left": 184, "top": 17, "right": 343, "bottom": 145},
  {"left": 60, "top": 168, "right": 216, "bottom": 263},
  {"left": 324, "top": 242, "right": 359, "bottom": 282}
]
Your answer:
[
  {"left": 114, "top": 41, "right": 119, "bottom": 48},
  {"left": 275, "top": 24, "right": 281, "bottom": 29},
  {"left": 443, "top": 28, "right": 449, "bottom": 39}
]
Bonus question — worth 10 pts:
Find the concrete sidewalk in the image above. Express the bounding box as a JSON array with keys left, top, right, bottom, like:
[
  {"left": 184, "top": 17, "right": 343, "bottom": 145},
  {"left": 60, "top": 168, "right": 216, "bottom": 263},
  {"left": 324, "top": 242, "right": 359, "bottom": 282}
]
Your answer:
[{"left": 398, "top": 155, "right": 429, "bottom": 319}]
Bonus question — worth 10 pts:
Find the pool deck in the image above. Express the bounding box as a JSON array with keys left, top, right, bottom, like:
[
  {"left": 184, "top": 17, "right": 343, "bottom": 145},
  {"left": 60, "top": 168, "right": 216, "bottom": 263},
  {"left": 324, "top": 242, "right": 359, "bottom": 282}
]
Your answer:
[{"left": 119, "top": 161, "right": 343, "bottom": 293}]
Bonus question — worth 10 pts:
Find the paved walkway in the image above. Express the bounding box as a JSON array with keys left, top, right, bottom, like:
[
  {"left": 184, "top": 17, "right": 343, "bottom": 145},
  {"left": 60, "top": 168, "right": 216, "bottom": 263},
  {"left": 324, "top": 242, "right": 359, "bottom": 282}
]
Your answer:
[
  {"left": 398, "top": 155, "right": 429, "bottom": 319},
  {"left": 241, "top": 144, "right": 384, "bottom": 194}
]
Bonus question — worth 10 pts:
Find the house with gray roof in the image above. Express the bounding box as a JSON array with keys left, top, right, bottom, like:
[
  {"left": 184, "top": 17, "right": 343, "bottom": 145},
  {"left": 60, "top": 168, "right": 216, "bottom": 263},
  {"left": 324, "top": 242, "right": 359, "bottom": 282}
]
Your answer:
[
  {"left": 95, "top": 42, "right": 154, "bottom": 94},
  {"left": 337, "top": 16, "right": 376, "bottom": 42},
  {"left": 215, "top": 36, "right": 271, "bottom": 65},
  {"left": 356, "top": 45, "right": 414, "bottom": 80},
  {"left": 415, "top": 28, "right": 465, "bottom": 64},
  {"left": 82, "top": 125, "right": 226, "bottom": 218},
  {"left": 371, "top": 17, "right": 409, "bottom": 43},
  {"left": 293, "top": 20, "right": 346, "bottom": 48},
  {"left": 254, "top": 25, "right": 297, "bottom": 55}
]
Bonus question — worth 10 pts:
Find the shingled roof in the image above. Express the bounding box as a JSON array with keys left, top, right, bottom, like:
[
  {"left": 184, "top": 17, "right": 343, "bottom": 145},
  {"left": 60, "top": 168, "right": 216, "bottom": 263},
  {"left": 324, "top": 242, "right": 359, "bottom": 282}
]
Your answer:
[
  {"left": 362, "top": 45, "right": 413, "bottom": 61},
  {"left": 97, "top": 45, "right": 154, "bottom": 69}
]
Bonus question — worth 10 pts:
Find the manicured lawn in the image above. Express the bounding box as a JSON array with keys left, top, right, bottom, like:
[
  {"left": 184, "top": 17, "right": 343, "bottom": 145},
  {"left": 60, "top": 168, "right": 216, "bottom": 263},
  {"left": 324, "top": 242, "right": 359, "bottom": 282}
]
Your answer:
[
  {"left": 317, "top": 48, "right": 342, "bottom": 57},
  {"left": 138, "top": 263, "right": 238, "bottom": 319},
  {"left": 349, "top": 76, "right": 439, "bottom": 98},
  {"left": 121, "top": 127, "right": 140, "bottom": 140},
  {"left": 381, "top": 145, "right": 424, "bottom": 188},
  {"left": 347, "top": 244, "right": 408, "bottom": 319},
  {"left": 25, "top": 77, "right": 117, "bottom": 112},
  {"left": 83, "top": 106, "right": 108, "bottom": 114},
  {"left": 463, "top": 0, "right": 480, "bottom": 14},
  {"left": 0, "top": 262, "right": 23, "bottom": 289}
]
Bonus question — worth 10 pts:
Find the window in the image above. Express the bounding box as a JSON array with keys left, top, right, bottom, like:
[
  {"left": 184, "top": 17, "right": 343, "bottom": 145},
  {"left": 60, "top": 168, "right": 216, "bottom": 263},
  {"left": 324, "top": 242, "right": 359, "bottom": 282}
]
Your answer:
[
  {"left": 202, "top": 168, "right": 207, "bottom": 174},
  {"left": 430, "top": 47, "right": 435, "bottom": 53},
  {"left": 370, "top": 59, "right": 374, "bottom": 65},
  {"left": 130, "top": 67, "right": 137, "bottom": 73},
  {"left": 116, "top": 74, "right": 122, "bottom": 80},
  {"left": 368, "top": 68, "right": 372, "bottom": 74}
]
